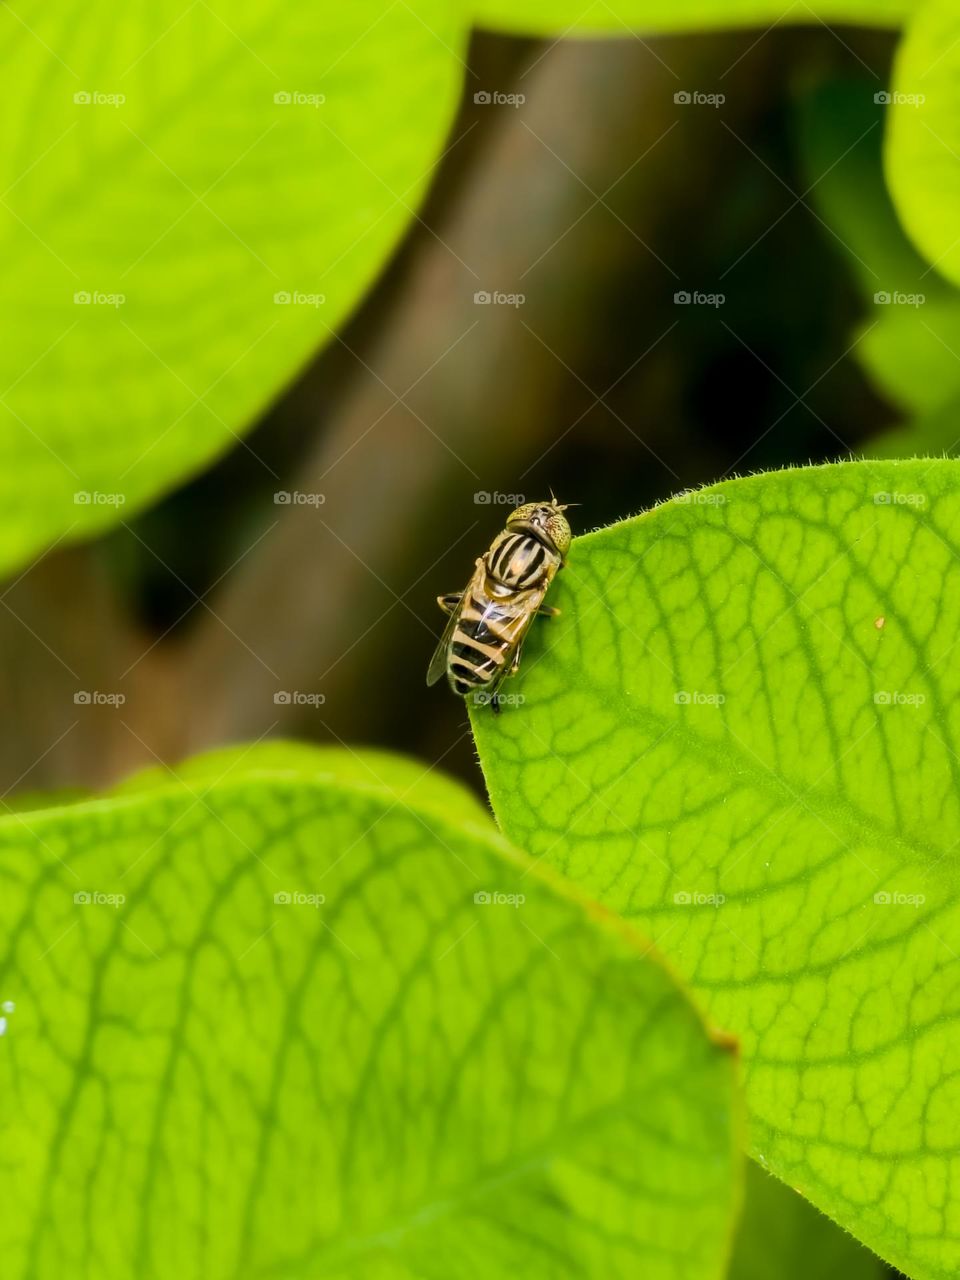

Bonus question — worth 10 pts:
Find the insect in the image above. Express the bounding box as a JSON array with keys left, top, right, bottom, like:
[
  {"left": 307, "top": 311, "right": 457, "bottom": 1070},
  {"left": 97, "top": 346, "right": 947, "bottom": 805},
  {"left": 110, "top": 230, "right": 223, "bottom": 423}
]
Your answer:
[{"left": 427, "top": 498, "right": 573, "bottom": 713}]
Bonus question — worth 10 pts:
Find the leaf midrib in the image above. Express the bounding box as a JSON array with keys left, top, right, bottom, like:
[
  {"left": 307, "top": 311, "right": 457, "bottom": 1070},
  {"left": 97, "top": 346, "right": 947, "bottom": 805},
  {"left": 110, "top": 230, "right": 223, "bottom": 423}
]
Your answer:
[{"left": 506, "top": 657, "right": 945, "bottom": 884}]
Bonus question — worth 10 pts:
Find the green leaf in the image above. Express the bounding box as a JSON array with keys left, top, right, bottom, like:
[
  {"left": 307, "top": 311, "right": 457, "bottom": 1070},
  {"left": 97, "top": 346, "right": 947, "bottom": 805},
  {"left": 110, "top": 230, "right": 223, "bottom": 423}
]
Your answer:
[
  {"left": 887, "top": 0, "right": 960, "bottom": 287},
  {"left": 858, "top": 299, "right": 960, "bottom": 417},
  {"left": 473, "top": 0, "right": 911, "bottom": 37},
  {"left": 0, "top": 3, "right": 463, "bottom": 577},
  {"left": 729, "top": 1163, "right": 887, "bottom": 1280},
  {"left": 471, "top": 458, "right": 960, "bottom": 1280},
  {"left": 111, "top": 739, "right": 493, "bottom": 824},
  {"left": 867, "top": 386, "right": 960, "bottom": 458},
  {"left": 798, "top": 80, "right": 935, "bottom": 303},
  {"left": 0, "top": 747, "right": 742, "bottom": 1278},
  {"left": 797, "top": 77, "right": 960, "bottom": 420}
]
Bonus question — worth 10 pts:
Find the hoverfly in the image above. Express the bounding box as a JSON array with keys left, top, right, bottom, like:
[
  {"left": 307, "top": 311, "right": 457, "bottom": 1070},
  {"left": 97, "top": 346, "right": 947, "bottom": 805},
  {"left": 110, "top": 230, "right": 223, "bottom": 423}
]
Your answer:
[{"left": 427, "top": 498, "right": 573, "bottom": 713}]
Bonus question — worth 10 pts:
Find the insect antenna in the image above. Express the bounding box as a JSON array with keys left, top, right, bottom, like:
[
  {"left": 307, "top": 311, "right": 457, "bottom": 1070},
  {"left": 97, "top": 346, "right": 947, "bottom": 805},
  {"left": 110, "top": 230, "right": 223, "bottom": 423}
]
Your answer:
[{"left": 547, "top": 488, "right": 579, "bottom": 511}]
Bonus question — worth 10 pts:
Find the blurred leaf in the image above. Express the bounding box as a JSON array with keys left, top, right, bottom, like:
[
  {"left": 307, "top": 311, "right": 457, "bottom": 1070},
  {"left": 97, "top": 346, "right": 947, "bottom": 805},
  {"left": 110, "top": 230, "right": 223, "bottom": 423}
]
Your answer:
[
  {"left": 0, "top": 3, "right": 463, "bottom": 578},
  {"left": 473, "top": 0, "right": 910, "bottom": 35},
  {"left": 0, "top": 746, "right": 742, "bottom": 1279},
  {"left": 798, "top": 78, "right": 960, "bottom": 419},
  {"left": 471, "top": 459, "right": 960, "bottom": 1279},
  {"left": 888, "top": 0, "right": 960, "bottom": 287},
  {"left": 729, "top": 1163, "right": 887, "bottom": 1280},
  {"left": 867, "top": 389, "right": 960, "bottom": 457},
  {"left": 112, "top": 739, "right": 493, "bottom": 823},
  {"left": 798, "top": 80, "right": 936, "bottom": 299},
  {"left": 858, "top": 300, "right": 960, "bottom": 418}
]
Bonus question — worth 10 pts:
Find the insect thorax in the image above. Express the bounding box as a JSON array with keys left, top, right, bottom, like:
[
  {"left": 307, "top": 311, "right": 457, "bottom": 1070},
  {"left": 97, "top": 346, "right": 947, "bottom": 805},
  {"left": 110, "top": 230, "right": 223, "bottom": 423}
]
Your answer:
[{"left": 485, "top": 530, "right": 556, "bottom": 590}]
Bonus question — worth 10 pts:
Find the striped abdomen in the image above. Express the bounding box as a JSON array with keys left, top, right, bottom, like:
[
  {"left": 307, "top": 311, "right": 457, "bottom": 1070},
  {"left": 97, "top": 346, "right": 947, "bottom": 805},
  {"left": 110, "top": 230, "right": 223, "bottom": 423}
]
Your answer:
[
  {"left": 485, "top": 532, "right": 553, "bottom": 590},
  {"left": 448, "top": 595, "right": 517, "bottom": 694}
]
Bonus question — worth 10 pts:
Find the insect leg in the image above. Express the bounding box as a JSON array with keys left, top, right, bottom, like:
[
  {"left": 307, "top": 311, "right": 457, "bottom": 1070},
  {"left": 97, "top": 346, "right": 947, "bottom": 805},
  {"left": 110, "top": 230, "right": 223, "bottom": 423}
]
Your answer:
[
  {"left": 537, "top": 605, "right": 561, "bottom": 617},
  {"left": 437, "top": 593, "right": 462, "bottom": 615}
]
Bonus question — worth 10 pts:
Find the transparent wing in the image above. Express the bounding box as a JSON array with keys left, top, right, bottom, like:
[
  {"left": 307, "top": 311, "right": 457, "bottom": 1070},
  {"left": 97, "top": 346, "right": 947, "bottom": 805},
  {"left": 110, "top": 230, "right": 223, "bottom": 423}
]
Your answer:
[
  {"left": 426, "top": 604, "right": 461, "bottom": 687},
  {"left": 427, "top": 564, "right": 484, "bottom": 687}
]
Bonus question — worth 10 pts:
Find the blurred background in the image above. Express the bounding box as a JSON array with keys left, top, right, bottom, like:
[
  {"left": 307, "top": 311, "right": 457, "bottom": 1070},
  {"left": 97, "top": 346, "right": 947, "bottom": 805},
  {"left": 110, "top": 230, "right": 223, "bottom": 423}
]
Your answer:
[{"left": 0, "top": 23, "right": 913, "bottom": 807}]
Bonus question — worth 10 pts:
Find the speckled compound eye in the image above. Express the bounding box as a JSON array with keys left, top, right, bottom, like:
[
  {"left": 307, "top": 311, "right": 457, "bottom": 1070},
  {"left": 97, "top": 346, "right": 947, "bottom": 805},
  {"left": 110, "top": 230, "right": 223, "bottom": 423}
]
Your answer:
[
  {"left": 507, "top": 502, "right": 538, "bottom": 525},
  {"left": 545, "top": 512, "right": 572, "bottom": 557}
]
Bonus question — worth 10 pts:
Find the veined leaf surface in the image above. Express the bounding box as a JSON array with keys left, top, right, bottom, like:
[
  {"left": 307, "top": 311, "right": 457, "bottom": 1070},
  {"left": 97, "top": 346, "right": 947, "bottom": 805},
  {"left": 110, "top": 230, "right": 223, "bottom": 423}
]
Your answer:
[
  {"left": 0, "top": 746, "right": 741, "bottom": 1279},
  {"left": 472, "top": 458, "right": 960, "bottom": 1279}
]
